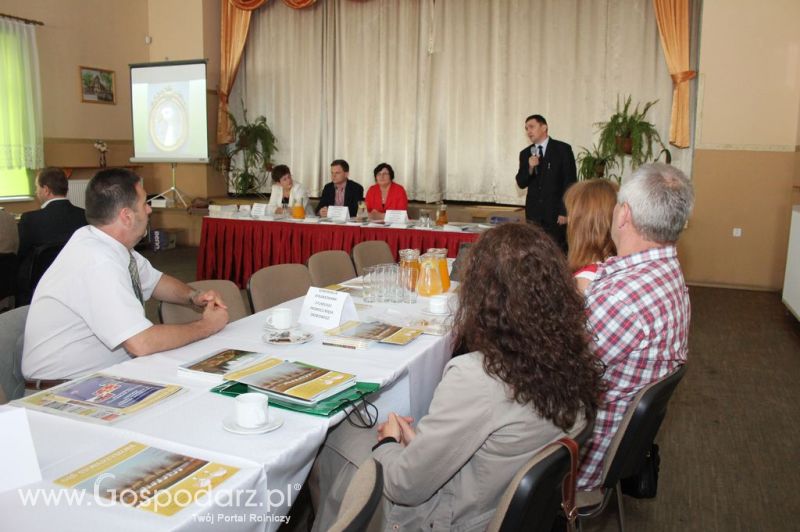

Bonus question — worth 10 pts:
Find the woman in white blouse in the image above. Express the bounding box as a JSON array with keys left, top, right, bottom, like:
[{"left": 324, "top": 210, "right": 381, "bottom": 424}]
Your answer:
[{"left": 268, "top": 165, "right": 310, "bottom": 215}]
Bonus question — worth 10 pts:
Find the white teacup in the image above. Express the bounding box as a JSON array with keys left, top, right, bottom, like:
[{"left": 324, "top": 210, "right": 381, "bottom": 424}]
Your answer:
[
  {"left": 266, "top": 307, "right": 293, "bottom": 330},
  {"left": 235, "top": 392, "right": 268, "bottom": 428},
  {"left": 429, "top": 295, "right": 449, "bottom": 314}
]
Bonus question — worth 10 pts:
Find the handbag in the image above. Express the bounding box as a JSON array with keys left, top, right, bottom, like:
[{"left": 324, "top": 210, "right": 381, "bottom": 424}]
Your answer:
[
  {"left": 620, "top": 443, "right": 661, "bottom": 498},
  {"left": 548, "top": 437, "right": 579, "bottom": 532}
]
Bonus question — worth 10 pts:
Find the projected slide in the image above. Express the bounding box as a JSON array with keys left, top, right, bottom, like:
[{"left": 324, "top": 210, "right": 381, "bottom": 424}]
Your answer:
[{"left": 130, "top": 61, "right": 208, "bottom": 163}]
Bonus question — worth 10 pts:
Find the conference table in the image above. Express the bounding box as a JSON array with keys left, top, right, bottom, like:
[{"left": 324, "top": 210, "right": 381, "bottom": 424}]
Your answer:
[
  {"left": 197, "top": 215, "right": 481, "bottom": 288},
  {"left": 0, "top": 287, "right": 456, "bottom": 532}
]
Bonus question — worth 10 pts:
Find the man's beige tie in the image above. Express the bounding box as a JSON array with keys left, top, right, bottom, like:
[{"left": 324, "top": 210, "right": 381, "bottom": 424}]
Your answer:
[{"left": 128, "top": 252, "right": 144, "bottom": 305}]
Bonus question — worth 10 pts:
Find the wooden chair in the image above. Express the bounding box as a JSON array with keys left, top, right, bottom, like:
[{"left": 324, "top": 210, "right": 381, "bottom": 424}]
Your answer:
[
  {"left": 0, "top": 305, "right": 28, "bottom": 403},
  {"left": 247, "top": 264, "right": 312, "bottom": 312},
  {"left": 577, "top": 365, "right": 687, "bottom": 532},
  {"left": 329, "top": 458, "right": 384, "bottom": 532},
  {"left": 307, "top": 250, "right": 357, "bottom": 287},
  {"left": 159, "top": 280, "right": 249, "bottom": 324},
  {"left": 351, "top": 240, "right": 394, "bottom": 276}
]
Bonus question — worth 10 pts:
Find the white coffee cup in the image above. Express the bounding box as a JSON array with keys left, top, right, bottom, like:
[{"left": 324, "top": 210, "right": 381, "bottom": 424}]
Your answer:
[
  {"left": 235, "top": 392, "right": 269, "bottom": 428},
  {"left": 429, "top": 295, "right": 449, "bottom": 314},
  {"left": 266, "top": 307, "right": 293, "bottom": 330}
]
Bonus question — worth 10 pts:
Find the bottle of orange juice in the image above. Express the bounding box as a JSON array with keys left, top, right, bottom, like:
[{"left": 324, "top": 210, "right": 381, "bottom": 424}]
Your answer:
[
  {"left": 435, "top": 203, "right": 448, "bottom": 226},
  {"left": 291, "top": 201, "right": 305, "bottom": 219},
  {"left": 427, "top": 248, "right": 450, "bottom": 292}
]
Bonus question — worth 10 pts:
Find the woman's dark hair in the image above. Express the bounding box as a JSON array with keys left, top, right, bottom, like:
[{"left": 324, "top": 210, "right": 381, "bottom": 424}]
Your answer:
[
  {"left": 85, "top": 168, "right": 141, "bottom": 226},
  {"left": 271, "top": 165, "right": 291, "bottom": 183},
  {"left": 373, "top": 162, "right": 394, "bottom": 181},
  {"left": 451, "top": 223, "right": 603, "bottom": 430}
]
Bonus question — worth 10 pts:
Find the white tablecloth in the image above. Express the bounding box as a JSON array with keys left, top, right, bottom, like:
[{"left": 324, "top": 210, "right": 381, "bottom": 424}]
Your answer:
[{"left": 0, "top": 291, "right": 455, "bottom": 531}]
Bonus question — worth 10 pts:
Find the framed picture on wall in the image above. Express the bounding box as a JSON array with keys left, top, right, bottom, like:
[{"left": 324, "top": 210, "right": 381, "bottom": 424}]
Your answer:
[{"left": 79, "top": 66, "right": 116, "bottom": 104}]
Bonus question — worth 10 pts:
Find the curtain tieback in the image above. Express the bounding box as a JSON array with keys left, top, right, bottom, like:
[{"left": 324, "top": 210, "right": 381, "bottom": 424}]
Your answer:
[
  {"left": 219, "top": 91, "right": 229, "bottom": 105},
  {"left": 671, "top": 70, "right": 696, "bottom": 85}
]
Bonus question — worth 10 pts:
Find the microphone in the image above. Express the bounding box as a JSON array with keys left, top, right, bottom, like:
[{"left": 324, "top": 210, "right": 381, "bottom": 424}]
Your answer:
[{"left": 530, "top": 146, "right": 537, "bottom": 157}]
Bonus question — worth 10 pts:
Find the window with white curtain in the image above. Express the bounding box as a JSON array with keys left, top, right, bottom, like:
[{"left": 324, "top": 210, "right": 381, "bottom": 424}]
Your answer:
[
  {"left": 0, "top": 17, "right": 44, "bottom": 200},
  {"left": 231, "top": 0, "right": 694, "bottom": 203}
]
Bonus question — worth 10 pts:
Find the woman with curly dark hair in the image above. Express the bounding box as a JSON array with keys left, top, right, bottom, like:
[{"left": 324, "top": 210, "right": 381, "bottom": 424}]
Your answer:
[{"left": 311, "top": 223, "right": 603, "bottom": 531}]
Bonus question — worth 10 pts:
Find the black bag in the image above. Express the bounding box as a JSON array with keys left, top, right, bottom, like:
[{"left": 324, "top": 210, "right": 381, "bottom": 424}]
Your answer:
[{"left": 620, "top": 443, "right": 660, "bottom": 498}]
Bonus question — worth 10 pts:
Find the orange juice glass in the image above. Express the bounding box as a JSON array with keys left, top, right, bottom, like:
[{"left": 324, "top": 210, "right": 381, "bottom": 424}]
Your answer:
[
  {"left": 291, "top": 202, "right": 305, "bottom": 219},
  {"left": 427, "top": 248, "right": 450, "bottom": 292}
]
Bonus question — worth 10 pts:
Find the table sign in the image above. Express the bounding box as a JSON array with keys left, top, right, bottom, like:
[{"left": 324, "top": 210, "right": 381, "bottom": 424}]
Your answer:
[
  {"left": 385, "top": 210, "right": 408, "bottom": 225},
  {"left": 327, "top": 206, "right": 349, "bottom": 223},
  {"left": 0, "top": 406, "right": 42, "bottom": 493},
  {"left": 298, "top": 287, "right": 358, "bottom": 329},
  {"left": 251, "top": 203, "right": 268, "bottom": 217},
  {"left": 238, "top": 204, "right": 252, "bottom": 216}
]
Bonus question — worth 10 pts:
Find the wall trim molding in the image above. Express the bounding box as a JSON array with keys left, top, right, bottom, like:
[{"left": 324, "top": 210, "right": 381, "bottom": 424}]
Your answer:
[
  {"left": 43, "top": 137, "right": 132, "bottom": 144},
  {"left": 694, "top": 143, "right": 796, "bottom": 152}
]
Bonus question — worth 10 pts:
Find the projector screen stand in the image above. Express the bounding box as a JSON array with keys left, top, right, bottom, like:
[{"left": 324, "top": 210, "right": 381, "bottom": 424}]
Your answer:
[{"left": 148, "top": 163, "right": 189, "bottom": 208}]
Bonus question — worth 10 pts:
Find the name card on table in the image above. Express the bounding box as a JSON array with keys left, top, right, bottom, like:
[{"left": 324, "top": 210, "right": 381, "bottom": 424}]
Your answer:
[
  {"left": 327, "top": 206, "right": 350, "bottom": 223},
  {"left": 238, "top": 204, "right": 252, "bottom": 216},
  {"left": 0, "top": 406, "right": 42, "bottom": 493},
  {"left": 251, "top": 203, "right": 268, "bottom": 217},
  {"left": 384, "top": 210, "right": 408, "bottom": 225},
  {"left": 299, "top": 287, "right": 359, "bottom": 329}
]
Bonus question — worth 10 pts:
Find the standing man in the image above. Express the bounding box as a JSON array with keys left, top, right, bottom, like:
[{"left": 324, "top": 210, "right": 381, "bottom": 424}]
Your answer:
[
  {"left": 316, "top": 159, "right": 364, "bottom": 218},
  {"left": 515, "top": 114, "right": 576, "bottom": 249},
  {"left": 18, "top": 167, "right": 87, "bottom": 261},
  {"left": 22, "top": 168, "right": 229, "bottom": 386},
  {"left": 577, "top": 163, "right": 694, "bottom": 491}
]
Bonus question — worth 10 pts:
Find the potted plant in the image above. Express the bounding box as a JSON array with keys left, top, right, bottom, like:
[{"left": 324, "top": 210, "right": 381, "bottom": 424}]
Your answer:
[
  {"left": 576, "top": 144, "right": 619, "bottom": 182},
  {"left": 217, "top": 107, "right": 278, "bottom": 196},
  {"left": 596, "top": 95, "right": 663, "bottom": 168}
]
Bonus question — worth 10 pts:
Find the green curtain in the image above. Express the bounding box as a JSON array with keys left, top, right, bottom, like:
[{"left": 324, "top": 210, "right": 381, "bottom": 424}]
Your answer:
[{"left": 0, "top": 17, "right": 43, "bottom": 197}]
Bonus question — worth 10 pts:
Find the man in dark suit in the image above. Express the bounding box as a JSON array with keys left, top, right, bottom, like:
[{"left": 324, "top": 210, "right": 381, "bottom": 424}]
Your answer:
[
  {"left": 515, "top": 114, "right": 577, "bottom": 250},
  {"left": 316, "top": 159, "right": 364, "bottom": 218},
  {"left": 17, "top": 167, "right": 87, "bottom": 304},
  {"left": 18, "top": 167, "right": 87, "bottom": 260}
]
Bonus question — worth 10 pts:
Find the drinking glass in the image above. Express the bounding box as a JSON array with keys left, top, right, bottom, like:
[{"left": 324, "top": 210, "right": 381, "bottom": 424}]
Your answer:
[
  {"left": 419, "top": 210, "right": 432, "bottom": 229},
  {"left": 362, "top": 266, "right": 377, "bottom": 303},
  {"left": 400, "top": 266, "right": 419, "bottom": 304}
]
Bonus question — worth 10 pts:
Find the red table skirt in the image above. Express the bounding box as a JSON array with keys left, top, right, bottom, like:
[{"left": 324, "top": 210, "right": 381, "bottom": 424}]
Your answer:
[{"left": 197, "top": 218, "right": 480, "bottom": 288}]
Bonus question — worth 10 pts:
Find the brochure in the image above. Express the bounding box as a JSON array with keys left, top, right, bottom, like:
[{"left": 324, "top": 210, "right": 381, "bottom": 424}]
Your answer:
[
  {"left": 224, "top": 357, "right": 356, "bottom": 405},
  {"left": 178, "top": 349, "right": 267, "bottom": 383},
  {"left": 55, "top": 442, "right": 238, "bottom": 516},
  {"left": 323, "top": 320, "right": 423, "bottom": 349},
  {"left": 14, "top": 374, "right": 183, "bottom": 424}
]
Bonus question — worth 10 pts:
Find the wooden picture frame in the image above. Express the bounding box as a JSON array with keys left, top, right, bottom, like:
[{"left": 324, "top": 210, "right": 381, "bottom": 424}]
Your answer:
[{"left": 79, "top": 66, "right": 116, "bottom": 104}]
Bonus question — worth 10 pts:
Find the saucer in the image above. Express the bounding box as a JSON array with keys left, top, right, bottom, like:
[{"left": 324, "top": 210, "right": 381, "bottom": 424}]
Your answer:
[
  {"left": 223, "top": 415, "right": 284, "bottom": 435},
  {"left": 262, "top": 329, "right": 313, "bottom": 345},
  {"left": 421, "top": 308, "right": 450, "bottom": 317}
]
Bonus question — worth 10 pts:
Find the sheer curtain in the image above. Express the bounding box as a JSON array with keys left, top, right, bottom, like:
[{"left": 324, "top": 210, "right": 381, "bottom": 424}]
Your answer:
[
  {"left": 231, "top": 0, "right": 692, "bottom": 202},
  {"left": 0, "top": 17, "right": 44, "bottom": 173}
]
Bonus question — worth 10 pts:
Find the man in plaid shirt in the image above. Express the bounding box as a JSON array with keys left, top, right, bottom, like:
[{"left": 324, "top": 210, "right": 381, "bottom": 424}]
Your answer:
[{"left": 577, "top": 163, "right": 694, "bottom": 490}]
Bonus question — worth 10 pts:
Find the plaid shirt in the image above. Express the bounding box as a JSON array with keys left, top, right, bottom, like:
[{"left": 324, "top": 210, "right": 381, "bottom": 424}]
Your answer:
[{"left": 577, "top": 245, "right": 689, "bottom": 490}]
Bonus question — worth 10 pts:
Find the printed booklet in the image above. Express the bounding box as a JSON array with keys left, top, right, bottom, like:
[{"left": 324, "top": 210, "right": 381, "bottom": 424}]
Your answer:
[
  {"left": 323, "top": 320, "right": 423, "bottom": 349},
  {"left": 14, "top": 374, "right": 183, "bottom": 424},
  {"left": 224, "top": 357, "right": 356, "bottom": 405},
  {"left": 55, "top": 441, "right": 238, "bottom": 516}
]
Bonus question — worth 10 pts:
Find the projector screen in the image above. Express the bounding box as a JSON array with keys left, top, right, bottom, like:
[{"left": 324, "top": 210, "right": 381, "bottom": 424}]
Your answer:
[{"left": 130, "top": 60, "right": 209, "bottom": 163}]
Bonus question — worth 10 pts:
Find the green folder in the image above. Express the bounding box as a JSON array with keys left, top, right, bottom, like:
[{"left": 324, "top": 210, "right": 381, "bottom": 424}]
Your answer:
[{"left": 210, "top": 381, "right": 380, "bottom": 417}]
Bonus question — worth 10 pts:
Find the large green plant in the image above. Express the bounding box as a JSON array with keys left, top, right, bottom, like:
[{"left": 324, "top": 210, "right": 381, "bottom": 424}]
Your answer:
[
  {"left": 216, "top": 107, "right": 278, "bottom": 195},
  {"left": 596, "top": 95, "right": 664, "bottom": 169},
  {"left": 576, "top": 144, "right": 619, "bottom": 182}
]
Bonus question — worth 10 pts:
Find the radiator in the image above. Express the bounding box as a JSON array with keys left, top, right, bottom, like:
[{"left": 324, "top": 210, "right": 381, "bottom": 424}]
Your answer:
[{"left": 67, "top": 179, "right": 90, "bottom": 209}]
